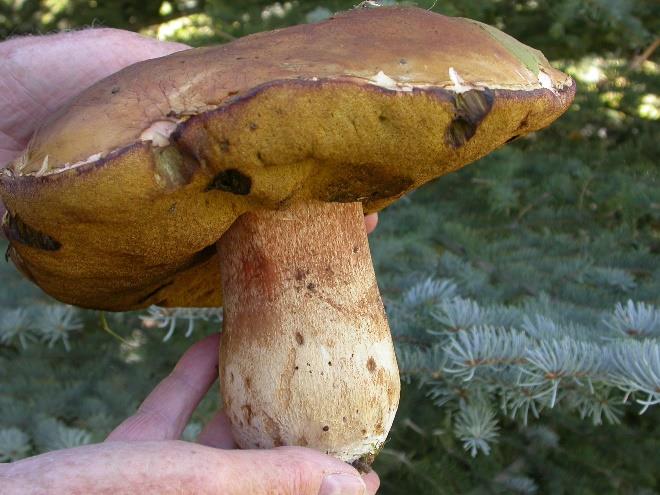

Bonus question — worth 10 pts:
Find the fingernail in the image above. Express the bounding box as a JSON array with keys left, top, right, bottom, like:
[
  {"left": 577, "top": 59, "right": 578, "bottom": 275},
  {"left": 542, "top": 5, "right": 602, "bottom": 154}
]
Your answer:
[{"left": 318, "top": 473, "right": 366, "bottom": 495}]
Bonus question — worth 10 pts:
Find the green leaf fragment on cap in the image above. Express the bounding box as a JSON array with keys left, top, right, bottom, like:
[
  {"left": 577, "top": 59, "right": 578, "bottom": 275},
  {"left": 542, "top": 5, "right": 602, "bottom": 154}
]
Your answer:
[{"left": 465, "top": 19, "right": 547, "bottom": 76}]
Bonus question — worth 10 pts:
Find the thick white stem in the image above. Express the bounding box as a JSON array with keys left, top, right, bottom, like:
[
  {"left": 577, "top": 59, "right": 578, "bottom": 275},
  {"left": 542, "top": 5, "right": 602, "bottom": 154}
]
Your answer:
[{"left": 217, "top": 201, "right": 400, "bottom": 463}]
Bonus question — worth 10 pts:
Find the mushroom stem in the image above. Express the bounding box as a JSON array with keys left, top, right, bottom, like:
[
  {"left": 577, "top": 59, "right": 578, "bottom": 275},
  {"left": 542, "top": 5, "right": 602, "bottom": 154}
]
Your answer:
[{"left": 216, "top": 201, "right": 400, "bottom": 464}]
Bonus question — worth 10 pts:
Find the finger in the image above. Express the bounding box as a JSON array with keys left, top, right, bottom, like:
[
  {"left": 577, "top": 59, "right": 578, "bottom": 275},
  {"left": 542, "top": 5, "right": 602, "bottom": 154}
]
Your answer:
[
  {"left": 363, "top": 471, "right": 381, "bottom": 494},
  {"left": 106, "top": 333, "right": 220, "bottom": 442},
  {"left": 1, "top": 29, "right": 190, "bottom": 239},
  {"left": 197, "top": 412, "right": 379, "bottom": 492},
  {"left": 5, "top": 442, "right": 373, "bottom": 495},
  {"left": 197, "top": 410, "right": 237, "bottom": 449},
  {"left": 223, "top": 446, "right": 374, "bottom": 495},
  {"left": 1, "top": 28, "right": 189, "bottom": 163},
  {"left": 364, "top": 213, "right": 378, "bottom": 234}
]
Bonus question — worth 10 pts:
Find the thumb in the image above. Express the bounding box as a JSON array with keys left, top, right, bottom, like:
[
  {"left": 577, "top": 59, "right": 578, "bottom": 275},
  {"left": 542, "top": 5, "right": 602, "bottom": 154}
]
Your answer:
[
  {"left": 231, "top": 446, "right": 377, "bottom": 495},
  {"left": 0, "top": 28, "right": 188, "bottom": 165},
  {"left": 3, "top": 441, "right": 378, "bottom": 495}
]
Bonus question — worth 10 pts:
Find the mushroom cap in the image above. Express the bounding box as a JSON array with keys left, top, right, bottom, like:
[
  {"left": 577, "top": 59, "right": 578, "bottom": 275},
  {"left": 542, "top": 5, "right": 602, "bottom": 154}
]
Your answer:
[{"left": 0, "top": 6, "right": 574, "bottom": 311}]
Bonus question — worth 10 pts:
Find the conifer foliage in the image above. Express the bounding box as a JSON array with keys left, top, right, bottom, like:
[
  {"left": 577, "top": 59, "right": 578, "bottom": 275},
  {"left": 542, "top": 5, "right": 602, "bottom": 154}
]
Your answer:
[{"left": 1, "top": 0, "right": 658, "bottom": 492}]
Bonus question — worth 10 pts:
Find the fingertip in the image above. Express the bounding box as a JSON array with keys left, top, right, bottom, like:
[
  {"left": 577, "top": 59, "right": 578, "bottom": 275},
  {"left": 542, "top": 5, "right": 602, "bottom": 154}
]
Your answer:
[
  {"left": 362, "top": 470, "right": 380, "bottom": 494},
  {"left": 173, "top": 333, "right": 220, "bottom": 372},
  {"left": 197, "top": 410, "right": 237, "bottom": 449},
  {"left": 188, "top": 332, "right": 221, "bottom": 353},
  {"left": 224, "top": 446, "right": 376, "bottom": 495},
  {"left": 364, "top": 213, "right": 378, "bottom": 234},
  {"left": 198, "top": 331, "right": 221, "bottom": 346}
]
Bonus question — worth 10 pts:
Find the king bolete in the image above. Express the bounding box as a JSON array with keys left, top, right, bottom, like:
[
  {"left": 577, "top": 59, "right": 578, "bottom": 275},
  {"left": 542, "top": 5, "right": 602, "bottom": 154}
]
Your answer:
[{"left": 0, "top": 6, "right": 574, "bottom": 466}]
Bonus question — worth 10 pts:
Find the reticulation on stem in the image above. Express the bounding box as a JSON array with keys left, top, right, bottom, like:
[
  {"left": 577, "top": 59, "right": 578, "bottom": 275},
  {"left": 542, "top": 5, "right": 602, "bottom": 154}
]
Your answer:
[{"left": 217, "top": 201, "right": 400, "bottom": 462}]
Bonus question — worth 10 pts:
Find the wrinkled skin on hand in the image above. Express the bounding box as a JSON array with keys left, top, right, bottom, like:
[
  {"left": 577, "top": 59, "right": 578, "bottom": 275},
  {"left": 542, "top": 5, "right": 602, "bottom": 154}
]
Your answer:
[
  {"left": 0, "top": 29, "right": 187, "bottom": 164},
  {"left": 0, "top": 334, "right": 380, "bottom": 494},
  {"left": 0, "top": 29, "right": 179, "bottom": 226}
]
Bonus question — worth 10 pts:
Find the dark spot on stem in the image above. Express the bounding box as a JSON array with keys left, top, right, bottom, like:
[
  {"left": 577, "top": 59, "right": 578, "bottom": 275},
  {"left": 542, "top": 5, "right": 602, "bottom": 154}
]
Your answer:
[
  {"left": 387, "top": 385, "right": 397, "bottom": 403},
  {"left": 322, "top": 425, "right": 329, "bottom": 432},
  {"left": 263, "top": 413, "right": 284, "bottom": 447},
  {"left": 241, "top": 404, "right": 253, "bottom": 425},
  {"left": 205, "top": 169, "right": 252, "bottom": 195},
  {"left": 367, "top": 357, "right": 377, "bottom": 372},
  {"left": 295, "top": 332, "right": 304, "bottom": 345}
]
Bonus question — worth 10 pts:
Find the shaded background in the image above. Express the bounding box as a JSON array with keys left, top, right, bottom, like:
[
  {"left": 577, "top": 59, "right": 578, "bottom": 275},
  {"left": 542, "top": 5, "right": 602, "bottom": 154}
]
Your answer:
[{"left": 1, "top": 1, "right": 659, "bottom": 493}]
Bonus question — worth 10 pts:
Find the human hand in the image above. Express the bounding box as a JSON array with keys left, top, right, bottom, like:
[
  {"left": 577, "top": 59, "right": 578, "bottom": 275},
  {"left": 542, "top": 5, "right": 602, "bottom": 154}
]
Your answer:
[
  {"left": 0, "top": 29, "right": 188, "bottom": 166},
  {"left": 0, "top": 28, "right": 187, "bottom": 229},
  {"left": 0, "top": 334, "right": 380, "bottom": 494},
  {"left": 0, "top": 29, "right": 378, "bottom": 234}
]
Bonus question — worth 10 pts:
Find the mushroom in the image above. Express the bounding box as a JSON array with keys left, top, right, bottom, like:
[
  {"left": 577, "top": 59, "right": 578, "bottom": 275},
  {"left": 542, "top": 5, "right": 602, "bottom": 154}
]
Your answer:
[{"left": 0, "top": 7, "right": 574, "bottom": 466}]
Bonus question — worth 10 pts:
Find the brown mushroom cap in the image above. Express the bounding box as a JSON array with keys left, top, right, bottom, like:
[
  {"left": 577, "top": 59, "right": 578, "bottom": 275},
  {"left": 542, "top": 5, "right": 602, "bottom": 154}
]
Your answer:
[{"left": 0, "top": 6, "right": 574, "bottom": 310}]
